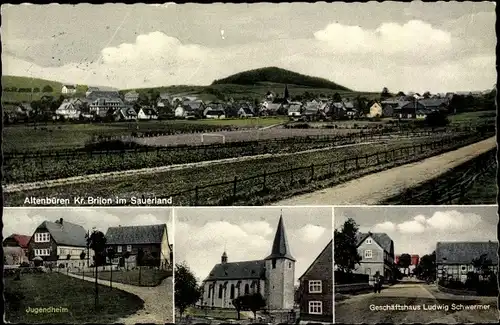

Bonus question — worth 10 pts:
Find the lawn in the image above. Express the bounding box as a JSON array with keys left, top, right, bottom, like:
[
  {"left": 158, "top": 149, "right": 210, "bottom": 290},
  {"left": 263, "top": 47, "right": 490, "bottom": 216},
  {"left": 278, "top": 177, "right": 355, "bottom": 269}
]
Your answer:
[
  {"left": 3, "top": 118, "right": 285, "bottom": 152},
  {"left": 73, "top": 268, "right": 171, "bottom": 287},
  {"left": 459, "top": 163, "right": 497, "bottom": 204},
  {"left": 4, "top": 132, "right": 479, "bottom": 206},
  {"left": 4, "top": 272, "right": 144, "bottom": 324},
  {"left": 448, "top": 110, "right": 496, "bottom": 126}
]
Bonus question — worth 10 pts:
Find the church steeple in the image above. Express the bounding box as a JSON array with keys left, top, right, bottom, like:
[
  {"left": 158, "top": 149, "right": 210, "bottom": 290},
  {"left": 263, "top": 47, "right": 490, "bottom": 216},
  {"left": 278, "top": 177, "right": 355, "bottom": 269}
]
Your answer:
[
  {"left": 265, "top": 211, "right": 295, "bottom": 261},
  {"left": 221, "top": 251, "right": 228, "bottom": 264},
  {"left": 284, "top": 84, "right": 290, "bottom": 102}
]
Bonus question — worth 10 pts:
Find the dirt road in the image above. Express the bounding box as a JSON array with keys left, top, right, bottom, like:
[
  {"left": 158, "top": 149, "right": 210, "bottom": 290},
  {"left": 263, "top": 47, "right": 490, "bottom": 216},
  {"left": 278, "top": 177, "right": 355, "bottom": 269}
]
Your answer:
[
  {"left": 64, "top": 272, "right": 173, "bottom": 324},
  {"left": 274, "top": 136, "right": 496, "bottom": 205},
  {"left": 335, "top": 282, "right": 497, "bottom": 324}
]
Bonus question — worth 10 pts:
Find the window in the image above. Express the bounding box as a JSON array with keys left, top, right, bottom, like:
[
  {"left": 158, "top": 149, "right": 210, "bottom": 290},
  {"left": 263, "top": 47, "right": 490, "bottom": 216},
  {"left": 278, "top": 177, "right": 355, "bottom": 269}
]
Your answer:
[
  {"left": 364, "top": 250, "right": 373, "bottom": 259},
  {"left": 289, "top": 262, "right": 292, "bottom": 268},
  {"left": 35, "top": 233, "right": 50, "bottom": 243},
  {"left": 230, "top": 284, "right": 235, "bottom": 299},
  {"left": 117, "top": 246, "right": 122, "bottom": 253},
  {"left": 127, "top": 245, "right": 132, "bottom": 252},
  {"left": 218, "top": 284, "right": 223, "bottom": 299},
  {"left": 308, "top": 301, "right": 323, "bottom": 315},
  {"left": 272, "top": 259, "right": 276, "bottom": 269},
  {"left": 366, "top": 238, "right": 372, "bottom": 244},
  {"left": 244, "top": 283, "right": 250, "bottom": 295},
  {"left": 35, "top": 249, "right": 50, "bottom": 256},
  {"left": 308, "top": 280, "right": 322, "bottom": 293}
]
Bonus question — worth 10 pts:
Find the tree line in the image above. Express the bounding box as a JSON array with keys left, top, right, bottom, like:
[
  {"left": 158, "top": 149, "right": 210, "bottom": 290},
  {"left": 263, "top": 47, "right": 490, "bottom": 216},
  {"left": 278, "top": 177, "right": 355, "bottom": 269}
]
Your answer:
[{"left": 3, "top": 85, "right": 55, "bottom": 93}]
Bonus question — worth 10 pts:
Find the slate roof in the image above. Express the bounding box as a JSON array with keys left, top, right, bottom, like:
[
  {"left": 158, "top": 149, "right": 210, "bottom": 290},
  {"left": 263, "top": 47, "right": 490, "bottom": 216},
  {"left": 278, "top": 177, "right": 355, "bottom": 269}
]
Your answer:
[
  {"left": 436, "top": 241, "right": 499, "bottom": 265},
  {"left": 184, "top": 101, "right": 204, "bottom": 110},
  {"left": 105, "top": 224, "right": 166, "bottom": 245},
  {"left": 287, "top": 104, "right": 302, "bottom": 113},
  {"left": 418, "top": 98, "right": 448, "bottom": 108},
  {"left": 141, "top": 107, "right": 158, "bottom": 116},
  {"left": 265, "top": 216, "right": 295, "bottom": 261},
  {"left": 299, "top": 239, "right": 332, "bottom": 280},
  {"left": 36, "top": 219, "right": 87, "bottom": 247},
  {"left": 357, "top": 232, "right": 393, "bottom": 254},
  {"left": 205, "top": 260, "right": 266, "bottom": 281},
  {"left": 87, "top": 90, "right": 121, "bottom": 101},
  {"left": 63, "top": 85, "right": 76, "bottom": 89},
  {"left": 267, "top": 103, "right": 282, "bottom": 111}
]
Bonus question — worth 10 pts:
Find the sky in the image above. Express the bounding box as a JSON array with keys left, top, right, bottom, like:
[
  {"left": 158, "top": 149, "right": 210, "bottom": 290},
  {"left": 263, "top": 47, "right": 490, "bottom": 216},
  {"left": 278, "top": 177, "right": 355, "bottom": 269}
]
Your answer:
[
  {"left": 334, "top": 206, "right": 498, "bottom": 256},
  {"left": 1, "top": 2, "right": 496, "bottom": 93},
  {"left": 3, "top": 207, "right": 173, "bottom": 241},
  {"left": 175, "top": 207, "right": 333, "bottom": 284}
]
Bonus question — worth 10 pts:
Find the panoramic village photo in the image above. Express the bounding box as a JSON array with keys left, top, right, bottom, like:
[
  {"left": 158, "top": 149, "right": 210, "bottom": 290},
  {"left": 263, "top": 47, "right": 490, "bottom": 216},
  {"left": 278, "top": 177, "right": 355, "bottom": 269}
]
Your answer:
[
  {"left": 174, "top": 207, "right": 333, "bottom": 324},
  {"left": 333, "top": 206, "right": 498, "bottom": 324},
  {"left": 2, "top": 2, "right": 496, "bottom": 206},
  {"left": 3, "top": 207, "right": 174, "bottom": 324}
]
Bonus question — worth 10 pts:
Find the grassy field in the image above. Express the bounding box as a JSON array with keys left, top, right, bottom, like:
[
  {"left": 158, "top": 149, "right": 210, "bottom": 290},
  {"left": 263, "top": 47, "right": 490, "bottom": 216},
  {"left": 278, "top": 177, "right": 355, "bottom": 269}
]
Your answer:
[
  {"left": 3, "top": 119, "right": 286, "bottom": 152},
  {"left": 4, "top": 272, "right": 144, "bottom": 324},
  {"left": 448, "top": 110, "right": 496, "bottom": 126},
  {"left": 74, "top": 269, "right": 171, "bottom": 287},
  {"left": 4, "top": 134, "right": 474, "bottom": 206},
  {"left": 459, "top": 164, "right": 497, "bottom": 204}
]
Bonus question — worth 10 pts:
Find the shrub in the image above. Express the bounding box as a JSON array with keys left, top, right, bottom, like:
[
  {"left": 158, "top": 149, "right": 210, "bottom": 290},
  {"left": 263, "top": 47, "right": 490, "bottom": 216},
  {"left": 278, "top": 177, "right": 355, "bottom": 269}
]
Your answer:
[
  {"left": 476, "top": 276, "right": 498, "bottom": 296},
  {"left": 20, "top": 262, "right": 29, "bottom": 267}
]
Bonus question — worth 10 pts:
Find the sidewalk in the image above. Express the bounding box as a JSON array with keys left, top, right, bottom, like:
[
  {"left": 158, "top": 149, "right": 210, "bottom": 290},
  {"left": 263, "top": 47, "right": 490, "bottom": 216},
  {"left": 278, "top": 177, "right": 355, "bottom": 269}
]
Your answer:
[{"left": 63, "top": 271, "right": 173, "bottom": 324}]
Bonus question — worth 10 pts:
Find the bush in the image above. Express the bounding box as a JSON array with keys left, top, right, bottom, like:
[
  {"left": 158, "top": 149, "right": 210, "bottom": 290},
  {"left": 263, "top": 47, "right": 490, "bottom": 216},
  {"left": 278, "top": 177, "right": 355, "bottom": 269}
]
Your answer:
[
  {"left": 84, "top": 139, "right": 146, "bottom": 151},
  {"left": 20, "top": 262, "right": 30, "bottom": 267},
  {"left": 476, "top": 276, "right": 498, "bottom": 296}
]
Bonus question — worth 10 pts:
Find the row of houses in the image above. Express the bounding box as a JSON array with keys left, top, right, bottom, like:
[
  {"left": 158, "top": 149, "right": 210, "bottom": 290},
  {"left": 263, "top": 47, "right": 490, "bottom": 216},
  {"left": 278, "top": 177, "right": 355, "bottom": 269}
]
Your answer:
[
  {"left": 3, "top": 219, "right": 173, "bottom": 270},
  {"left": 342, "top": 232, "right": 498, "bottom": 285}
]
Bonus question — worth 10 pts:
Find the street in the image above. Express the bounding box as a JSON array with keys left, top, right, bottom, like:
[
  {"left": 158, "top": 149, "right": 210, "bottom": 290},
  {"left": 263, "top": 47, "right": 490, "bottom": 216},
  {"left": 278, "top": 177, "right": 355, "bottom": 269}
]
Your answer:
[{"left": 335, "top": 281, "right": 498, "bottom": 323}]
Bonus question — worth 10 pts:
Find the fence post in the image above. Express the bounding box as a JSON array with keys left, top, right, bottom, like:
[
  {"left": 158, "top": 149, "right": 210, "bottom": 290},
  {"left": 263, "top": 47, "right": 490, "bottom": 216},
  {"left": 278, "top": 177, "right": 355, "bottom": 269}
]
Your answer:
[{"left": 310, "top": 164, "right": 314, "bottom": 181}]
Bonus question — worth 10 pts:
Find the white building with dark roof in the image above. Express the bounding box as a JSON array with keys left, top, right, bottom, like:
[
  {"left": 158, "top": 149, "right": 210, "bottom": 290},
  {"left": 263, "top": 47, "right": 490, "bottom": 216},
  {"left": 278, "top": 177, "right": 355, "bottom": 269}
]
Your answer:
[
  {"left": 436, "top": 241, "right": 498, "bottom": 283},
  {"left": 354, "top": 232, "right": 395, "bottom": 283},
  {"left": 200, "top": 215, "right": 295, "bottom": 311}
]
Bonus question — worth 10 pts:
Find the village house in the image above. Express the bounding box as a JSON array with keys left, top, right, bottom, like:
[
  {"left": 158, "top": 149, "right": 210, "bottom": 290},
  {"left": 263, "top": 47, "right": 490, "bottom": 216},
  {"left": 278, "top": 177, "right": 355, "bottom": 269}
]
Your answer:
[
  {"left": 55, "top": 98, "right": 88, "bottom": 120},
  {"left": 137, "top": 107, "right": 158, "bottom": 120},
  {"left": 175, "top": 101, "right": 204, "bottom": 119},
  {"left": 86, "top": 86, "right": 100, "bottom": 97},
  {"left": 234, "top": 102, "right": 255, "bottom": 118},
  {"left": 365, "top": 101, "right": 383, "bottom": 118},
  {"left": 61, "top": 84, "right": 77, "bottom": 95},
  {"left": 287, "top": 103, "right": 303, "bottom": 118},
  {"left": 204, "top": 103, "right": 226, "bottom": 119},
  {"left": 124, "top": 90, "right": 140, "bottom": 103},
  {"left": 89, "top": 97, "right": 125, "bottom": 117},
  {"left": 298, "top": 240, "right": 333, "bottom": 323},
  {"left": 28, "top": 218, "right": 94, "bottom": 269},
  {"left": 3, "top": 234, "right": 31, "bottom": 265},
  {"left": 200, "top": 215, "right": 295, "bottom": 312},
  {"left": 354, "top": 232, "right": 395, "bottom": 284},
  {"left": 114, "top": 106, "right": 138, "bottom": 121},
  {"left": 418, "top": 98, "right": 449, "bottom": 112},
  {"left": 105, "top": 224, "right": 172, "bottom": 270},
  {"left": 436, "top": 241, "right": 498, "bottom": 283}
]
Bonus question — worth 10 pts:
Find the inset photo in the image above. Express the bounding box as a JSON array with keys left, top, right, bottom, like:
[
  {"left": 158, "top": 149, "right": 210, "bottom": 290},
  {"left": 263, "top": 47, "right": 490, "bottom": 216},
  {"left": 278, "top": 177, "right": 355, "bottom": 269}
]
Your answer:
[
  {"left": 333, "top": 205, "right": 498, "bottom": 324},
  {"left": 3, "top": 207, "right": 174, "bottom": 324},
  {"left": 174, "top": 207, "right": 333, "bottom": 324}
]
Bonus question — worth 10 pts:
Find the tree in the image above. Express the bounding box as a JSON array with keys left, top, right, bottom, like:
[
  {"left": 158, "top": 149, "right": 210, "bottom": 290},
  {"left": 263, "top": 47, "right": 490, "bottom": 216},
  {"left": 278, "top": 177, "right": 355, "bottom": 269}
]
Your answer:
[
  {"left": 87, "top": 229, "right": 107, "bottom": 310},
  {"left": 396, "top": 91, "right": 406, "bottom": 97},
  {"left": 398, "top": 253, "right": 412, "bottom": 276},
  {"left": 175, "top": 262, "right": 201, "bottom": 319},
  {"left": 42, "top": 85, "right": 53, "bottom": 93},
  {"left": 234, "top": 293, "right": 266, "bottom": 319},
  {"left": 334, "top": 218, "right": 362, "bottom": 274},
  {"left": 424, "top": 110, "right": 449, "bottom": 128},
  {"left": 333, "top": 92, "right": 342, "bottom": 102},
  {"left": 381, "top": 87, "right": 391, "bottom": 99},
  {"left": 472, "top": 253, "right": 493, "bottom": 278},
  {"left": 418, "top": 251, "right": 436, "bottom": 280},
  {"left": 80, "top": 251, "right": 86, "bottom": 280},
  {"left": 423, "top": 91, "right": 431, "bottom": 99},
  {"left": 106, "top": 247, "right": 116, "bottom": 288}
]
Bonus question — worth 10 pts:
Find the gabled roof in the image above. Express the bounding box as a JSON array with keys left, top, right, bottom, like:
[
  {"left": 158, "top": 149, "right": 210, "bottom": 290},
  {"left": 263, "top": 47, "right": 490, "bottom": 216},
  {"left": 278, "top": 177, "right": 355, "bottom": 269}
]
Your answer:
[
  {"left": 4, "top": 234, "right": 31, "bottom": 248},
  {"left": 266, "top": 103, "right": 282, "bottom": 111},
  {"left": 265, "top": 215, "right": 295, "bottom": 261},
  {"left": 356, "top": 232, "right": 393, "bottom": 255},
  {"left": 63, "top": 85, "right": 76, "bottom": 89},
  {"left": 184, "top": 101, "right": 204, "bottom": 110},
  {"left": 87, "top": 90, "right": 121, "bottom": 100},
  {"left": 436, "top": 241, "right": 499, "bottom": 265},
  {"left": 299, "top": 240, "right": 332, "bottom": 280},
  {"left": 418, "top": 98, "right": 448, "bottom": 108},
  {"left": 204, "top": 260, "right": 266, "bottom": 281},
  {"left": 288, "top": 104, "right": 302, "bottom": 112},
  {"left": 105, "top": 224, "right": 167, "bottom": 245},
  {"left": 35, "top": 219, "right": 87, "bottom": 247},
  {"left": 141, "top": 107, "right": 158, "bottom": 115}
]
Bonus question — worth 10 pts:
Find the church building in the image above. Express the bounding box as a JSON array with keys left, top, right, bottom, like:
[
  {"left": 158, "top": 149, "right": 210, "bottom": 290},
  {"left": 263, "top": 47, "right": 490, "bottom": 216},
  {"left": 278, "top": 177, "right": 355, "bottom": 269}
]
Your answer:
[{"left": 200, "top": 215, "right": 296, "bottom": 311}]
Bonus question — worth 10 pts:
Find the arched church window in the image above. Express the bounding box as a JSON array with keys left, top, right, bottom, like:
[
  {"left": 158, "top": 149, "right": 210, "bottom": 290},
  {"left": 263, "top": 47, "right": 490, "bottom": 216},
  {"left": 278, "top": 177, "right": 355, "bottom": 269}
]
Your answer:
[
  {"left": 219, "top": 284, "right": 223, "bottom": 298},
  {"left": 244, "top": 283, "right": 249, "bottom": 294},
  {"left": 230, "top": 284, "right": 235, "bottom": 299},
  {"left": 272, "top": 259, "right": 276, "bottom": 269}
]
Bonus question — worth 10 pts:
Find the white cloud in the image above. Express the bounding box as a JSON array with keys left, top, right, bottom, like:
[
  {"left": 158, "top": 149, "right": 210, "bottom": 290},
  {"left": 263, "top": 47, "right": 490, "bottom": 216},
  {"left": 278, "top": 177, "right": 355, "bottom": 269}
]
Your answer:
[
  {"left": 397, "top": 220, "right": 426, "bottom": 234},
  {"left": 2, "top": 16, "right": 495, "bottom": 93},
  {"left": 372, "top": 221, "right": 396, "bottom": 233},
  {"left": 297, "top": 224, "right": 326, "bottom": 243},
  {"left": 425, "top": 210, "right": 483, "bottom": 231},
  {"left": 241, "top": 221, "right": 274, "bottom": 237},
  {"left": 314, "top": 20, "right": 452, "bottom": 57}
]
